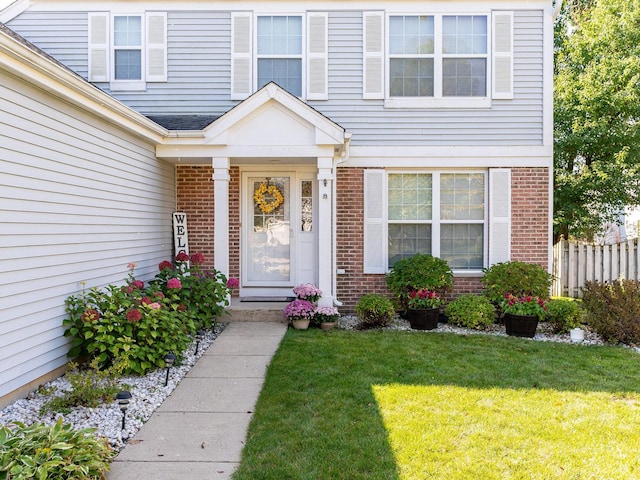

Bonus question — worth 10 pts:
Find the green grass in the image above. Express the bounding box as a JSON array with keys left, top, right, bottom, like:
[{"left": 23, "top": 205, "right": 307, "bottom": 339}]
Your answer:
[{"left": 232, "top": 329, "right": 640, "bottom": 480}]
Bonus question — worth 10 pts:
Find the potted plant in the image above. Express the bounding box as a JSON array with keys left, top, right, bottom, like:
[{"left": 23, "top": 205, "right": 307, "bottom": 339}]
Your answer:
[
  {"left": 385, "top": 254, "right": 453, "bottom": 314},
  {"left": 284, "top": 299, "right": 315, "bottom": 329},
  {"left": 500, "top": 294, "right": 548, "bottom": 337},
  {"left": 293, "top": 283, "right": 322, "bottom": 303},
  {"left": 314, "top": 305, "right": 340, "bottom": 330},
  {"left": 444, "top": 294, "right": 496, "bottom": 330},
  {"left": 406, "top": 289, "right": 442, "bottom": 330},
  {"left": 481, "top": 261, "right": 552, "bottom": 306}
]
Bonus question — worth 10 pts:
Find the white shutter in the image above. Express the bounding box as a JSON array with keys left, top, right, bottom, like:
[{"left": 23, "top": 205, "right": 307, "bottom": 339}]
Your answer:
[
  {"left": 307, "top": 13, "right": 328, "bottom": 100},
  {"left": 231, "top": 12, "right": 252, "bottom": 100},
  {"left": 363, "top": 11, "right": 384, "bottom": 100},
  {"left": 488, "top": 168, "right": 511, "bottom": 265},
  {"left": 88, "top": 12, "right": 109, "bottom": 82},
  {"left": 146, "top": 12, "right": 167, "bottom": 82},
  {"left": 492, "top": 11, "right": 513, "bottom": 99},
  {"left": 364, "top": 169, "right": 387, "bottom": 274}
]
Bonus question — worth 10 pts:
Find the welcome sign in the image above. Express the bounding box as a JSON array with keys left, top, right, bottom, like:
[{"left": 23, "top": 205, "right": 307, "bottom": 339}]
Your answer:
[{"left": 173, "top": 212, "right": 189, "bottom": 258}]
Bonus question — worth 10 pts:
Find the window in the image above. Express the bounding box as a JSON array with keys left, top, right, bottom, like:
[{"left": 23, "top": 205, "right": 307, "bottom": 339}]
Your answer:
[
  {"left": 114, "top": 16, "right": 142, "bottom": 80},
  {"left": 88, "top": 12, "right": 167, "bottom": 88},
  {"left": 389, "top": 15, "right": 487, "bottom": 100},
  {"left": 257, "top": 16, "right": 303, "bottom": 96},
  {"left": 387, "top": 172, "right": 485, "bottom": 270}
]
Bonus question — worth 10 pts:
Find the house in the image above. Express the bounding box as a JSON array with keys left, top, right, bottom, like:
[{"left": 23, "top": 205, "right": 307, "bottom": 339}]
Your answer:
[{"left": 0, "top": 0, "right": 556, "bottom": 405}]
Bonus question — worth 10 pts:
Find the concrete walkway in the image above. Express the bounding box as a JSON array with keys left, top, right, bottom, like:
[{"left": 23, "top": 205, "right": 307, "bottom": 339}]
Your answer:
[{"left": 108, "top": 321, "right": 288, "bottom": 480}]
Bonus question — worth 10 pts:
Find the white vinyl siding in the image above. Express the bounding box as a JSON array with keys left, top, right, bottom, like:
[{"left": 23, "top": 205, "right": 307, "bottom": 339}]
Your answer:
[{"left": 0, "top": 71, "right": 175, "bottom": 400}]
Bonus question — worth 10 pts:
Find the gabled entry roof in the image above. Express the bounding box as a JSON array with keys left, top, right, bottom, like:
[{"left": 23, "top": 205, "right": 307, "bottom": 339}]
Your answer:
[{"left": 156, "top": 82, "right": 349, "bottom": 163}]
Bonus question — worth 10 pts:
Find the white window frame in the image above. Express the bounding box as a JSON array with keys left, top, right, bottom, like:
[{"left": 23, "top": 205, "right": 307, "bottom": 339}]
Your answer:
[
  {"left": 111, "top": 13, "right": 146, "bottom": 91},
  {"left": 254, "top": 13, "right": 306, "bottom": 98},
  {"left": 385, "top": 170, "right": 488, "bottom": 274},
  {"left": 385, "top": 13, "right": 492, "bottom": 109}
]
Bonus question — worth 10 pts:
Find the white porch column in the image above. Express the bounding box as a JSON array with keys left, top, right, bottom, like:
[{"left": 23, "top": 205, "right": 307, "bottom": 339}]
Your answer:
[
  {"left": 317, "top": 157, "right": 334, "bottom": 307},
  {"left": 213, "top": 157, "right": 230, "bottom": 278}
]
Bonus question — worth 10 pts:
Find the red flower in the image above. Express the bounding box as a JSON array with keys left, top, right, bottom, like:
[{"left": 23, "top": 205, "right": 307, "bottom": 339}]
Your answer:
[
  {"left": 126, "top": 309, "right": 143, "bottom": 323},
  {"left": 191, "top": 253, "right": 205, "bottom": 265},
  {"left": 121, "top": 285, "right": 134, "bottom": 294},
  {"left": 81, "top": 309, "right": 100, "bottom": 322},
  {"left": 140, "top": 296, "right": 152, "bottom": 305},
  {"left": 153, "top": 291, "right": 166, "bottom": 299},
  {"left": 167, "top": 278, "right": 182, "bottom": 289},
  {"left": 226, "top": 277, "right": 239, "bottom": 289},
  {"left": 175, "top": 252, "right": 190, "bottom": 262},
  {"left": 130, "top": 280, "right": 144, "bottom": 290},
  {"left": 159, "top": 260, "right": 173, "bottom": 271}
]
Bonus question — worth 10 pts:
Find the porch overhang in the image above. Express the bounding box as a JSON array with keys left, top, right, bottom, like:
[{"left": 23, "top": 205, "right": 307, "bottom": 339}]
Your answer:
[{"left": 156, "top": 82, "right": 348, "bottom": 163}]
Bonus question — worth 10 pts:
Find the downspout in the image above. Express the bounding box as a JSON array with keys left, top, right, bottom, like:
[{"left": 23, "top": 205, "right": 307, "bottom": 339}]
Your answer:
[
  {"left": 332, "top": 133, "right": 352, "bottom": 307},
  {"left": 552, "top": 0, "right": 563, "bottom": 21}
]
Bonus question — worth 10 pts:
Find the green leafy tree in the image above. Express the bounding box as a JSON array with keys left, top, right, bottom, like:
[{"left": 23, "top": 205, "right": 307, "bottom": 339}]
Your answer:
[{"left": 554, "top": 0, "right": 640, "bottom": 241}]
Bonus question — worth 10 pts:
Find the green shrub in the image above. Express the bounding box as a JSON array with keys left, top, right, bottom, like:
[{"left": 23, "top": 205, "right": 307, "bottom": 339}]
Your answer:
[
  {"left": 385, "top": 254, "right": 453, "bottom": 310},
  {"left": 481, "top": 261, "right": 552, "bottom": 305},
  {"left": 355, "top": 294, "right": 395, "bottom": 329},
  {"left": 40, "top": 357, "right": 129, "bottom": 414},
  {"left": 546, "top": 298, "right": 583, "bottom": 334},
  {"left": 444, "top": 294, "right": 496, "bottom": 330},
  {"left": 0, "top": 419, "right": 114, "bottom": 479},
  {"left": 582, "top": 280, "right": 640, "bottom": 344}
]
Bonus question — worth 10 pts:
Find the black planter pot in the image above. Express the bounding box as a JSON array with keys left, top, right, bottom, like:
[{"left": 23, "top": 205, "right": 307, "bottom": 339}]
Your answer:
[
  {"left": 407, "top": 308, "right": 439, "bottom": 330},
  {"left": 504, "top": 313, "right": 539, "bottom": 338}
]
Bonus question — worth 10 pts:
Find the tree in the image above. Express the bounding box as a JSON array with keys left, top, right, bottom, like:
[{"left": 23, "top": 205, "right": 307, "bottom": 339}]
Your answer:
[{"left": 554, "top": 0, "right": 640, "bottom": 241}]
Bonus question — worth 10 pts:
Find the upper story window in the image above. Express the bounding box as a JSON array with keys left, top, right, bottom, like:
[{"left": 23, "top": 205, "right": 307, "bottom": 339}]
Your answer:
[
  {"left": 88, "top": 12, "right": 167, "bottom": 90},
  {"left": 257, "top": 16, "right": 303, "bottom": 97},
  {"left": 113, "top": 16, "right": 142, "bottom": 81},
  {"left": 363, "top": 11, "right": 513, "bottom": 107},
  {"left": 231, "top": 12, "right": 328, "bottom": 101}
]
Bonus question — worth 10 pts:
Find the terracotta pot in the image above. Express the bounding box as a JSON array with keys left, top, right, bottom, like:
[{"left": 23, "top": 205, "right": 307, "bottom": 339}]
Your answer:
[
  {"left": 291, "top": 319, "right": 310, "bottom": 330},
  {"left": 504, "top": 313, "right": 539, "bottom": 338},
  {"left": 320, "top": 321, "right": 337, "bottom": 331},
  {"left": 407, "top": 308, "right": 439, "bottom": 330}
]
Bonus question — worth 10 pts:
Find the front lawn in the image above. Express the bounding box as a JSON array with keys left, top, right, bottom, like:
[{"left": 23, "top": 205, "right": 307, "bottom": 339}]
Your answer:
[{"left": 233, "top": 329, "right": 640, "bottom": 480}]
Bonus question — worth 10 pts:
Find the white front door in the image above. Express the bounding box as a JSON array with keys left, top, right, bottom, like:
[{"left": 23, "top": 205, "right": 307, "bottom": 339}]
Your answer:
[{"left": 241, "top": 170, "right": 317, "bottom": 296}]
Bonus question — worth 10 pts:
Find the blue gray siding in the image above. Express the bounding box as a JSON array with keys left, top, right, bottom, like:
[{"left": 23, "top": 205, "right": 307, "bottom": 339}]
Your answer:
[{"left": 7, "top": 9, "right": 544, "bottom": 146}]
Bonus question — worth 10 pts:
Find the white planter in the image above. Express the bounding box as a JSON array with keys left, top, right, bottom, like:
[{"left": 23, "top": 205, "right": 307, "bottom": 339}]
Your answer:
[{"left": 570, "top": 327, "right": 585, "bottom": 343}]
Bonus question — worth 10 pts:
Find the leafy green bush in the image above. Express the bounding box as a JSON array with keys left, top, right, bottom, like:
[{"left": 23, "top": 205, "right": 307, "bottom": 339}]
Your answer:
[
  {"left": 41, "top": 357, "right": 129, "bottom": 414},
  {"left": 153, "top": 253, "right": 230, "bottom": 330},
  {"left": 355, "top": 294, "right": 395, "bottom": 329},
  {"left": 64, "top": 268, "right": 196, "bottom": 375},
  {"left": 546, "top": 298, "right": 583, "bottom": 334},
  {"left": 0, "top": 419, "right": 114, "bottom": 479},
  {"left": 481, "top": 261, "right": 552, "bottom": 305},
  {"left": 385, "top": 254, "right": 453, "bottom": 310},
  {"left": 444, "top": 294, "right": 496, "bottom": 330},
  {"left": 582, "top": 280, "right": 640, "bottom": 344}
]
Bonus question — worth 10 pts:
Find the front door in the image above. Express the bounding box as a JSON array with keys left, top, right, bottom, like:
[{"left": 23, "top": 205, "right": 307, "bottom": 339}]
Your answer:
[{"left": 241, "top": 170, "right": 317, "bottom": 296}]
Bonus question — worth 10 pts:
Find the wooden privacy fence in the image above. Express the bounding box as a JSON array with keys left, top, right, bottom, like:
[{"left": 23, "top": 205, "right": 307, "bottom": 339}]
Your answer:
[{"left": 552, "top": 237, "right": 640, "bottom": 298}]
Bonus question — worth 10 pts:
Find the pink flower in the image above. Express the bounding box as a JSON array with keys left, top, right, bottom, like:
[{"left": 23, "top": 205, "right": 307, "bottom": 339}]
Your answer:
[
  {"left": 154, "top": 291, "right": 166, "bottom": 299},
  {"left": 121, "top": 285, "right": 134, "bottom": 294},
  {"left": 175, "top": 252, "right": 190, "bottom": 262},
  {"left": 284, "top": 299, "right": 315, "bottom": 320},
  {"left": 148, "top": 302, "right": 162, "bottom": 310},
  {"left": 167, "top": 278, "right": 182, "bottom": 289},
  {"left": 227, "top": 277, "right": 239, "bottom": 289},
  {"left": 140, "top": 296, "right": 152, "bottom": 305},
  {"left": 130, "top": 280, "right": 144, "bottom": 290},
  {"left": 159, "top": 260, "right": 173, "bottom": 271},
  {"left": 126, "top": 309, "right": 142, "bottom": 323},
  {"left": 191, "top": 253, "right": 205, "bottom": 265}
]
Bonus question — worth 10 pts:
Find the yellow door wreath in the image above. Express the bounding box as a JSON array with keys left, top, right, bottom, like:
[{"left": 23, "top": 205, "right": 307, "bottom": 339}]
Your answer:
[{"left": 254, "top": 182, "right": 284, "bottom": 214}]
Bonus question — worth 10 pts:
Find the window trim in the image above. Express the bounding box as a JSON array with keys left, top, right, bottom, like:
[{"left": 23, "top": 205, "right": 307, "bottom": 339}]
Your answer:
[
  {"left": 385, "top": 170, "right": 488, "bottom": 273},
  {"left": 254, "top": 13, "right": 306, "bottom": 98},
  {"left": 384, "top": 12, "right": 492, "bottom": 109}
]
